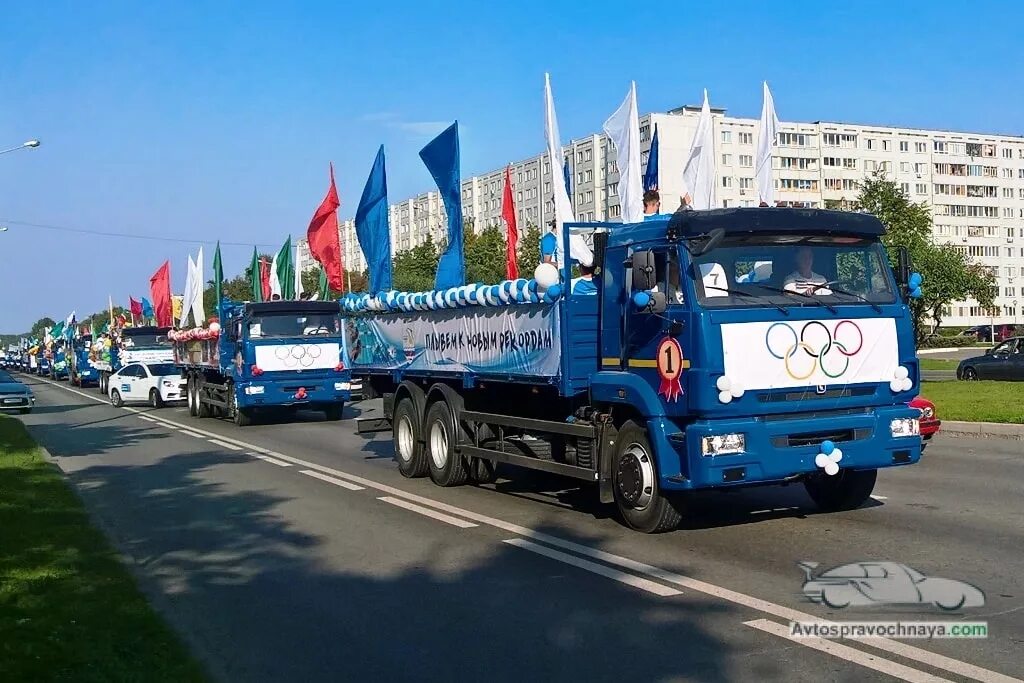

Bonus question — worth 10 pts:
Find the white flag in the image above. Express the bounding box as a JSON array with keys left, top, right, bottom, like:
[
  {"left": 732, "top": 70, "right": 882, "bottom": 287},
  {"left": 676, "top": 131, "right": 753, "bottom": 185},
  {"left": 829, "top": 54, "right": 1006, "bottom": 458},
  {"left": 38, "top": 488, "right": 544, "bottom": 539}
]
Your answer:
[
  {"left": 269, "top": 251, "right": 281, "bottom": 298},
  {"left": 755, "top": 82, "right": 779, "bottom": 206},
  {"left": 294, "top": 249, "right": 304, "bottom": 300},
  {"left": 544, "top": 73, "right": 593, "bottom": 268},
  {"left": 179, "top": 255, "right": 196, "bottom": 327},
  {"left": 603, "top": 81, "right": 643, "bottom": 224},
  {"left": 681, "top": 89, "right": 716, "bottom": 210},
  {"left": 190, "top": 247, "right": 205, "bottom": 326}
]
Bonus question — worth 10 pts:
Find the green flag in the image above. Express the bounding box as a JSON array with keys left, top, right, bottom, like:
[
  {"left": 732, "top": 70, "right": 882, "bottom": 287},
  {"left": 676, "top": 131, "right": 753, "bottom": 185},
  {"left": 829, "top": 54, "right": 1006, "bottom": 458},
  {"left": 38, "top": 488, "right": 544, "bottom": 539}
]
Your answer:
[
  {"left": 273, "top": 236, "right": 294, "bottom": 300},
  {"left": 213, "top": 241, "right": 223, "bottom": 306},
  {"left": 51, "top": 321, "right": 65, "bottom": 337},
  {"left": 249, "top": 247, "right": 262, "bottom": 302},
  {"left": 318, "top": 264, "right": 328, "bottom": 300}
]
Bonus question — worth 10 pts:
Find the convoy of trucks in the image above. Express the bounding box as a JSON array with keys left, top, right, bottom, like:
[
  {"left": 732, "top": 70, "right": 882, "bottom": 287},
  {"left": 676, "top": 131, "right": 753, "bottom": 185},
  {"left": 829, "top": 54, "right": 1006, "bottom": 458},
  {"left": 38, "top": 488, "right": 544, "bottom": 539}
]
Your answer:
[{"left": 16, "top": 206, "right": 926, "bottom": 533}]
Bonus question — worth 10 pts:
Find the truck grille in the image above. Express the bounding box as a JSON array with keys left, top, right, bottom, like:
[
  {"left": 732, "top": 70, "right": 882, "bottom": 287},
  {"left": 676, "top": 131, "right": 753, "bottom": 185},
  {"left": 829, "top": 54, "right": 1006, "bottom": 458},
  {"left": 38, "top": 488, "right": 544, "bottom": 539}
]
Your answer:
[
  {"left": 771, "top": 427, "right": 872, "bottom": 448},
  {"left": 758, "top": 386, "right": 875, "bottom": 403}
]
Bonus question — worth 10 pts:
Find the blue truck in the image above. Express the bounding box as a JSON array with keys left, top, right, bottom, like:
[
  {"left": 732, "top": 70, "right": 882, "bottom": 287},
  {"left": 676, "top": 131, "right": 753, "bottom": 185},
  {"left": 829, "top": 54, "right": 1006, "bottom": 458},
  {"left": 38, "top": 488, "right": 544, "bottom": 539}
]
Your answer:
[
  {"left": 50, "top": 341, "right": 70, "bottom": 380},
  {"left": 69, "top": 335, "right": 100, "bottom": 387},
  {"left": 93, "top": 326, "right": 175, "bottom": 394},
  {"left": 174, "top": 298, "right": 352, "bottom": 426},
  {"left": 351, "top": 207, "right": 924, "bottom": 533}
]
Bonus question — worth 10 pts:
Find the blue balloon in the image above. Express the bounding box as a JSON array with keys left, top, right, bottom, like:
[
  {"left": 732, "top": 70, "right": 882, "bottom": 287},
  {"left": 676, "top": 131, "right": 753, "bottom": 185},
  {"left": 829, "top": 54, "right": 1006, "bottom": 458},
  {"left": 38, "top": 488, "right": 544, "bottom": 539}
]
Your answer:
[
  {"left": 468, "top": 288, "right": 478, "bottom": 303},
  {"left": 546, "top": 283, "right": 562, "bottom": 300},
  {"left": 910, "top": 287, "right": 923, "bottom": 299},
  {"left": 503, "top": 280, "right": 514, "bottom": 295},
  {"left": 528, "top": 279, "right": 538, "bottom": 293},
  {"left": 909, "top": 272, "right": 923, "bottom": 288},
  {"left": 632, "top": 291, "right": 651, "bottom": 308},
  {"left": 821, "top": 440, "right": 835, "bottom": 455}
]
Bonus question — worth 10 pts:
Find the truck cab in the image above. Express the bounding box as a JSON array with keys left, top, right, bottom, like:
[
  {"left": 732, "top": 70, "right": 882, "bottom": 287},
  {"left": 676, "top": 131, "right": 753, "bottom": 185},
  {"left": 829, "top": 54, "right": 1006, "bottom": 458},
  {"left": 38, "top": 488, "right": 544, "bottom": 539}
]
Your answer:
[
  {"left": 590, "top": 207, "right": 920, "bottom": 520},
  {"left": 70, "top": 334, "right": 99, "bottom": 387},
  {"left": 96, "top": 326, "right": 174, "bottom": 393}
]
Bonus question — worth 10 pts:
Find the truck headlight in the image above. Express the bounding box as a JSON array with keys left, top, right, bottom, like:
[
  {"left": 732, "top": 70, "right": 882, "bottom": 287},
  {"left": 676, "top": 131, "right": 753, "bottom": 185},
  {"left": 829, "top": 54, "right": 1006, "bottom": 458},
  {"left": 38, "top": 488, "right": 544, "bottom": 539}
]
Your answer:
[
  {"left": 890, "top": 418, "right": 920, "bottom": 438},
  {"left": 701, "top": 433, "right": 746, "bottom": 456},
  {"left": 244, "top": 385, "right": 265, "bottom": 395}
]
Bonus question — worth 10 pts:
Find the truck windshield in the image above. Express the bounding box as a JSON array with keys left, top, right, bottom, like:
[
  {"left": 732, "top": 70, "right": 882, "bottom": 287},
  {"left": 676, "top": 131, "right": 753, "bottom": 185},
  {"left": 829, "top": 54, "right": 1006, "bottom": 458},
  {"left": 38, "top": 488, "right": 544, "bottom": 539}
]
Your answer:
[
  {"left": 691, "top": 235, "right": 896, "bottom": 309},
  {"left": 247, "top": 313, "right": 341, "bottom": 339},
  {"left": 121, "top": 333, "right": 171, "bottom": 348}
]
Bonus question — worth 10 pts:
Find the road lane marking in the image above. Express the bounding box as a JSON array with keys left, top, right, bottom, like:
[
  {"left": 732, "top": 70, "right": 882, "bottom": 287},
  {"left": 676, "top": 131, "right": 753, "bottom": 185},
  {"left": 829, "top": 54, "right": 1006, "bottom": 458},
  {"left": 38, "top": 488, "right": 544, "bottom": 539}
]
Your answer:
[
  {"left": 207, "top": 439, "right": 242, "bottom": 451},
  {"left": 179, "top": 430, "right": 206, "bottom": 438},
  {"left": 137, "top": 415, "right": 157, "bottom": 423},
  {"left": 871, "top": 495, "right": 889, "bottom": 501},
  {"left": 505, "top": 538, "right": 682, "bottom": 597},
  {"left": 378, "top": 496, "right": 478, "bottom": 528},
  {"left": 253, "top": 454, "right": 292, "bottom": 467},
  {"left": 744, "top": 619, "right": 953, "bottom": 683},
  {"left": 37, "top": 376, "right": 1020, "bottom": 683},
  {"left": 300, "top": 469, "right": 364, "bottom": 491}
]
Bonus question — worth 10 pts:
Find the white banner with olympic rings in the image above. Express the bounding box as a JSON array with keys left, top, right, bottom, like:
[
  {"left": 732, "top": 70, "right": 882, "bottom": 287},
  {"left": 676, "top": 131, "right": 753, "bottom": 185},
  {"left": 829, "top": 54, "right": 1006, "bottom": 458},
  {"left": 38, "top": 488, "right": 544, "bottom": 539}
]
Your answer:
[
  {"left": 721, "top": 318, "right": 899, "bottom": 390},
  {"left": 254, "top": 342, "right": 342, "bottom": 372}
]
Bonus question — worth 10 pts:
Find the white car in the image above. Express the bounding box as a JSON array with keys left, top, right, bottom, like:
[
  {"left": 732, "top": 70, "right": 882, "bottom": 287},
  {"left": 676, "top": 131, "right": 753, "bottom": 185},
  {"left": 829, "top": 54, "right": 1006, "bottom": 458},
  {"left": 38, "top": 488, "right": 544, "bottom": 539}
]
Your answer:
[{"left": 108, "top": 362, "right": 186, "bottom": 408}]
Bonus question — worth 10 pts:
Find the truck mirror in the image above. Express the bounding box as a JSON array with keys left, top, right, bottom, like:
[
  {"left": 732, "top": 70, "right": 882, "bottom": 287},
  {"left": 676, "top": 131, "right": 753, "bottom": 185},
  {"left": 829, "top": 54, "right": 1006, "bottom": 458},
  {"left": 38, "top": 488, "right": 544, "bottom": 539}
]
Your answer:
[
  {"left": 632, "top": 249, "right": 656, "bottom": 291},
  {"left": 897, "top": 247, "right": 911, "bottom": 294}
]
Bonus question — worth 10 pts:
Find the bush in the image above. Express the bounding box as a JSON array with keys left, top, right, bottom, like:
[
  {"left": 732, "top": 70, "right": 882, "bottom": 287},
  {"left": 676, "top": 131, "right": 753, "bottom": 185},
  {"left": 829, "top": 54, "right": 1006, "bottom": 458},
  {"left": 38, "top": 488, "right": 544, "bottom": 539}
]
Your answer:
[{"left": 918, "top": 335, "right": 976, "bottom": 349}]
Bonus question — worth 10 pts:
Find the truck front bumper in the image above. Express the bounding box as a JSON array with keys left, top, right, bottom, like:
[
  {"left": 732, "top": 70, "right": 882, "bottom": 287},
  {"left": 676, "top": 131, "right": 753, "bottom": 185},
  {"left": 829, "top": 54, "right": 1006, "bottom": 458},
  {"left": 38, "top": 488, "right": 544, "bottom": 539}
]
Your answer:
[
  {"left": 653, "top": 405, "right": 922, "bottom": 491},
  {"left": 237, "top": 379, "right": 351, "bottom": 408}
]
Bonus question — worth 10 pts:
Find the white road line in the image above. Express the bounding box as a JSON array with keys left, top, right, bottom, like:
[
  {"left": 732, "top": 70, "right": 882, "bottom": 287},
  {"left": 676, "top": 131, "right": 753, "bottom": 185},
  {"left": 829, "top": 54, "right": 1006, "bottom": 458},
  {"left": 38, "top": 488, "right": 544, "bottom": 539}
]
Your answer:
[
  {"left": 871, "top": 495, "right": 889, "bottom": 501},
  {"left": 137, "top": 415, "right": 157, "bottom": 423},
  {"left": 179, "top": 430, "right": 206, "bottom": 439},
  {"left": 300, "top": 469, "right": 364, "bottom": 491},
  {"left": 253, "top": 454, "right": 292, "bottom": 467},
  {"left": 38, "top": 377, "right": 1020, "bottom": 683},
  {"left": 378, "top": 496, "right": 478, "bottom": 528},
  {"left": 744, "top": 619, "right": 953, "bottom": 683},
  {"left": 207, "top": 439, "right": 242, "bottom": 451},
  {"left": 505, "top": 538, "right": 682, "bottom": 597}
]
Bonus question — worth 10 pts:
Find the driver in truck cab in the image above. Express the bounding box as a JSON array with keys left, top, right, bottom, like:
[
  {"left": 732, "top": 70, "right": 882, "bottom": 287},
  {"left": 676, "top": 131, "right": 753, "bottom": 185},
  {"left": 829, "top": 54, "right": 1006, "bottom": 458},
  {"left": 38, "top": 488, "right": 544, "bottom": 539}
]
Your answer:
[{"left": 783, "top": 246, "right": 831, "bottom": 295}]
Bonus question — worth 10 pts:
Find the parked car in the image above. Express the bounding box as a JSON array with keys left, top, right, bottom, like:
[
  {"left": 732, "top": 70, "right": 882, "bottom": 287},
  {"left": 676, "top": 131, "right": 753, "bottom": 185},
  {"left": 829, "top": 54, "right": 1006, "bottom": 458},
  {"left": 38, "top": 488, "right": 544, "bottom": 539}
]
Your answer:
[
  {"left": 957, "top": 337, "right": 1024, "bottom": 381},
  {"left": 0, "top": 370, "right": 35, "bottom": 414},
  {"left": 910, "top": 396, "right": 940, "bottom": 445},
  {"left": 107, "top": 362, "right": 187, "bottom": 408}
]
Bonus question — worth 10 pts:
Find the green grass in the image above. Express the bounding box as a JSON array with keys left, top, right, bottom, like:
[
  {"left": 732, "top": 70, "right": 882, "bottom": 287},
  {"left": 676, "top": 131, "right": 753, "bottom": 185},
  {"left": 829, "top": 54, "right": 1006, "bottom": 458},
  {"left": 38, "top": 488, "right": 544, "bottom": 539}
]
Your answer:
[
  {"left": 0, "top": 416, "right": 206, "bottom": 682},
  {"left": 920, "top": 381, "right": 1024, "bottom": 424},
  {"left": 918, "top": 358, "right": 959, "bottom": 371}
]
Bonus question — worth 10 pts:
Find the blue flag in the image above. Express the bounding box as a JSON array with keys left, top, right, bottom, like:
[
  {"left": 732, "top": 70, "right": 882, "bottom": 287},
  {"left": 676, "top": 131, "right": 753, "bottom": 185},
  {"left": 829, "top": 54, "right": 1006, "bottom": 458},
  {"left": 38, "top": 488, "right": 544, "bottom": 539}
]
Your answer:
[
  {"left": 644, "top": 123, "right": 659, "bottom": 192},
  {"left": 419, "top": 122, "right": 464, "bottom": 289},
  {"left": 355, "top": 145, "right": 393, "bottom": 293},
  {"left": 563, "top": 156, "right": 572, "bottom": 209},
  {"left": 141, "top": 297, "right": 154, "bottom": 319}
]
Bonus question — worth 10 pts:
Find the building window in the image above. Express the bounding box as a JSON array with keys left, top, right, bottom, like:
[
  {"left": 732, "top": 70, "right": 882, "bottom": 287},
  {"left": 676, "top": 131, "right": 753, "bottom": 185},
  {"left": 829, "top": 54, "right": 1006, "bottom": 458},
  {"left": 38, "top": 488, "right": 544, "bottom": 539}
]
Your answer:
[
  {"left": 844, "top": 158, "right": 857, "bottom": 170},
  {"left": 916, "top": 142, "right": 927, "bottom": 153},
  {"left": 722, "top": 131, "right": 732, "bottom": 143},
  {"left": 739, "top": 132, "right": 753, "bottom": 144},
  {"left": 739, "top": 154, "right": 753, "bottom": 167},
  {"left": 899, "top": 141, "right": 909, "bottom": 152},
  {"left": 722, "top": 176, "right": 733, "bottom": 188},
  {"left": 739, "top": 177, "right": 753, "bottom": 190},
  {"left": 916, "top": 183, "right": 927, "bottom": 194},
  {"left": 901, "top": 183, "right": 910, "bottom": 195},
  {"left": 721, "top": 154, "right": 732, "bottom": 166},
  {"left": 900, "top": 162, "right": 911, "bottom": 172},
  {"left": 882, "top": 139, "right": 891, "bottom": 151}
]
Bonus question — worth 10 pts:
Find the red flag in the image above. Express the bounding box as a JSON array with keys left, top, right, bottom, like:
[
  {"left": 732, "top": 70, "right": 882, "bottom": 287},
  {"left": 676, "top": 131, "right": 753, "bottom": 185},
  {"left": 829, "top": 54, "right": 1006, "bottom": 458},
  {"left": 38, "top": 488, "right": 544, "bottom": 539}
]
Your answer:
[
  {"left": 306, "top": 163, "right": 344, "bottom": 291},
  {"left": 502, "top": 165, "right": 518, "bottom": 280},
  {"left": 259, "top": 257, "right": 272, "bottom": 301},
  {"left": 129, "top": 297, "right": 143, "bottom": 317},
  {"left": 149, "top": 261, "right": 172, "bottom": 327}
]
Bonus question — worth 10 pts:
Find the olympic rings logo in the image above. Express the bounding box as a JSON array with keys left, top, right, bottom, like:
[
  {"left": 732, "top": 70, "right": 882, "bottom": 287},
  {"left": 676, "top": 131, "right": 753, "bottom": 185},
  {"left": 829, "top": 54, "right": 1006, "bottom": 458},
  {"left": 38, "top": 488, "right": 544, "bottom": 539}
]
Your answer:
[
  {"left": 765, "top": 320, "right": 863, "bottom": 380},
  {"left": 272, "top": 344, "right": 323, "bottom": 368}
]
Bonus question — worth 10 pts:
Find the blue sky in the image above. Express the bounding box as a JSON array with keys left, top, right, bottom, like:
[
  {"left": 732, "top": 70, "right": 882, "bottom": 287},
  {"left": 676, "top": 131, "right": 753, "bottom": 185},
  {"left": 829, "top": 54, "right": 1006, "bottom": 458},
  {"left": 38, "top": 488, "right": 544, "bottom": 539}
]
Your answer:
[{"left": 2, "top": 0, "right": 1022, "bottom": 331}]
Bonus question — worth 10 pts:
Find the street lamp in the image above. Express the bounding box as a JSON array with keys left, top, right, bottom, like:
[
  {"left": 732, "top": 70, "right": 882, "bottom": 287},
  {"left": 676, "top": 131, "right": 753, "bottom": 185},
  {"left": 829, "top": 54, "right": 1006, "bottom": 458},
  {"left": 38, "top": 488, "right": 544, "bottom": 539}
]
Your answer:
[{"left": 0, "top": 139, "right": 41, "bottom": 156}]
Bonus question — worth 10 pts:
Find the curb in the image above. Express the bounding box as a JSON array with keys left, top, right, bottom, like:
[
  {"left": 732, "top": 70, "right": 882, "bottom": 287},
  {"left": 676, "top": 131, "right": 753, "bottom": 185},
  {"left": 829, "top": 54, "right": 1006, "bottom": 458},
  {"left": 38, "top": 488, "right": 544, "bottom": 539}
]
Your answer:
[
  {"left": 938, "top": 420, "right": 1024, "bottom": 441},
  {"left": 917, "top": 347, "right": 991, "bottom": 355}
]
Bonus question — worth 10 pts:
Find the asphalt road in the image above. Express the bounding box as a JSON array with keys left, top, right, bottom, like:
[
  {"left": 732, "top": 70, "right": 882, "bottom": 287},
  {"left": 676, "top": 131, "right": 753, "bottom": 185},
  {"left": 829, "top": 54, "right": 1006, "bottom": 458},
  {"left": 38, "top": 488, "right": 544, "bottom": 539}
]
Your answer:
[{"left": 16, "top": 374, "right": 1024, "bottom": 683}]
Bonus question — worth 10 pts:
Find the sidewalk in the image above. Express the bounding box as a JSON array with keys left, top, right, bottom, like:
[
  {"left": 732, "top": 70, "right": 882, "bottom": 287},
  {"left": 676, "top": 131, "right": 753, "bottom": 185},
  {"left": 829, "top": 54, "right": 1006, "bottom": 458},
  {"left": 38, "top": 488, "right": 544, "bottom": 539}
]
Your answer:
[{"left": 939, "top": 420, "right": 1024, "bottom": 441}]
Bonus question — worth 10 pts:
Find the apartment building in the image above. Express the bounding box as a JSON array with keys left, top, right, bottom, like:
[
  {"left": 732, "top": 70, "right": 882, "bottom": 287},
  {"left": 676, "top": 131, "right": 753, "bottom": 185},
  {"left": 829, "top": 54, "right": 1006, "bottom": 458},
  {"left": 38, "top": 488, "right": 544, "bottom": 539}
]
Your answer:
[{"left": 298, "top": 105, "right": 1024, "bottom": 326}]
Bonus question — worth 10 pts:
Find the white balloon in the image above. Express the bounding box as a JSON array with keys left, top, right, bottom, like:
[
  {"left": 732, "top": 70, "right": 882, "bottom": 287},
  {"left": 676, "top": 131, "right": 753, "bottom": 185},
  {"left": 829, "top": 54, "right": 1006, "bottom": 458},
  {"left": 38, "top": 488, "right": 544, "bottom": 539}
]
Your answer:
[
  {"left": 476, "top": 286, "right": 490, "bottom": 306},
  {"left": 731, "top": 380, "right": 745, "bottom": 398},
  {"left": 498, "top": 283, "right": 511, "bottom": 304},
  {"left": 718, "top": 390, "right": 733, "bottom": 404},
  {"left": 716, "top": 376, "right": 732, "bottom": 391},
  {"left": 901, "top": 377, "right": 913, "bottom": 392},
  {"left": 534, "top": 262, "right": 559, "bottom": 289},
  {"left": 815, "top": 453, "right": 830, "bottom": 469},
  {"left": 824, "top": 461, "right": 840, "bottom": 476},
  {"left": 889, "top": 379, "right": 902, "bottom": 393},
  {"left": 895, "top": 366, "right": 909, "bottom": 380},
  {"left": 832, "top": 448, "right": 843, "bottom": 462}
]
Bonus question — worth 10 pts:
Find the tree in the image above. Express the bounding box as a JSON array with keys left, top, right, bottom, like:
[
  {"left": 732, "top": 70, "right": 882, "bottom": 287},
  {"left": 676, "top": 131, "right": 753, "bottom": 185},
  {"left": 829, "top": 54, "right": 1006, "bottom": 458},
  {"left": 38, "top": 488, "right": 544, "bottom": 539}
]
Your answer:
[
  {"left": 516, "top": 223, "right": 541, "bottom": 278},
  {"left": 393, "top": 235, "right": 439, "bottom": 292},
  {"left": 464, "top": 224, "right": 507, "bottom": 284},
  {"left": 29, "top": 317, "right": 56, "bottom": 339},
  {"left": 855, "top": 173, "right": 995, "bottom": 338}
]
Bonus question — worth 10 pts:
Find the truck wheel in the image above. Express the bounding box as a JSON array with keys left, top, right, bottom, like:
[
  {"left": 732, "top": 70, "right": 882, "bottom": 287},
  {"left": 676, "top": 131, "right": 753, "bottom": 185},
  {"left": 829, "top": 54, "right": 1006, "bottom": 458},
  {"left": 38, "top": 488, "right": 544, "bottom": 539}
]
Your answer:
[
  {"left": 323, "top": 404, "right": 344, "bottom": 421},
  {"left": 613, "top": 420, "right": 682, "bottom": 533},
  {"left": 803, "top": 468, "right": 877, "bottom": 512},
  {"left": 110, "top": 389, "right": 124, "bottom": 408},
  {"left": 227, "top": 386, "right": 252, "bottom": 426},
  {"left": 196, "top": 377, "right": 212, "bottom": 418},
  {"left": 469, "top": 457, "right": 497, "bottom": 484},
  {"left": 393, "top": 397, "right": 428, "bottom": 478},
  {"left": 424, "top": 400, "right": 468, "bottom": 487},
  {"left": 186, "top": 377, "right": 197, "bottom": 416},
  {"left": 150, "top": 389, "right": 164, "bottom": 409}
]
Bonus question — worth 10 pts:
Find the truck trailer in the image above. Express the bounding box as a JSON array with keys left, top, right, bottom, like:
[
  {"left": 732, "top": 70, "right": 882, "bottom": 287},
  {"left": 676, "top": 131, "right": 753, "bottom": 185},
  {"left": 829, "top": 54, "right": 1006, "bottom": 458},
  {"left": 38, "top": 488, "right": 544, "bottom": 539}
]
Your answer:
[
  {"left": 352, "top": 207, "right": 924, "bottom": 533},
  {"left": 174, "top": 299, "right": 352, "bottom": 426}
]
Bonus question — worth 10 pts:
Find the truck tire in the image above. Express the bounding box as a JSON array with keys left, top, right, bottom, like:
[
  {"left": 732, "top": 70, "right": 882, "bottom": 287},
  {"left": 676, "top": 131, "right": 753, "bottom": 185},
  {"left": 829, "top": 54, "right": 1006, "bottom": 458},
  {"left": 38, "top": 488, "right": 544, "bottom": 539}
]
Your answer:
[
  {"left": 187, "top": 376, "right": 199, "bottom": 417},
  {"left": 469, "top": 457, "right": 497, "bottom": 484},
  {"left": 323, "top": 404, "right": 344, "bottom": 421},
  {"left": 227, "top": 385, "right": 252, "bottom": 427},
  {"left": 424, "top": 399, "right": 468, "bottom": 487},
  {"left": 196, "top": 377, "right": 212, "bottom": 418},
  {"left": 612, "top": 420, "right": 682, "bottom": 533},
  {"left": 150, "top": 389, "right": 164, "bottom": 409},
  {"left": 99, "top": 373, "right": 108, "bottom": 395},
  {"left": 392, "top": 397, "right": 429, "bottom": 478},
  {"left": 803, "top": 468, "right": 877, "bottom": 512}
]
